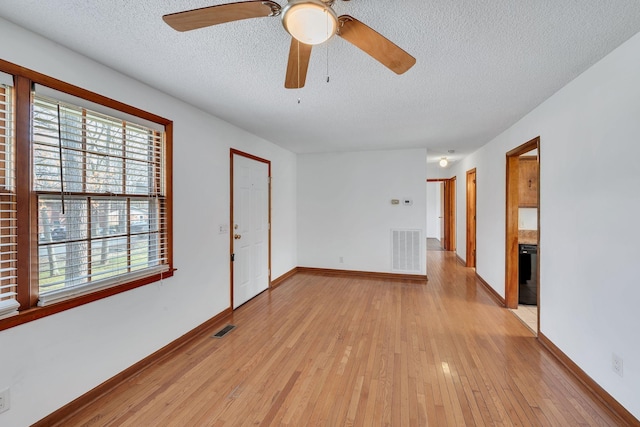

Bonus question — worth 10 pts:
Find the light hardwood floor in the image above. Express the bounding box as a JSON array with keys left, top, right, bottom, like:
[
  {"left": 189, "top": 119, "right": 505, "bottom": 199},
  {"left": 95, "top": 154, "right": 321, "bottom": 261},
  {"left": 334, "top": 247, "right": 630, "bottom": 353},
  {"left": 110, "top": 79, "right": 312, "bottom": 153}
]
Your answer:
[{"left": 52, "top": 251, "right": 626, "bottom": 426}]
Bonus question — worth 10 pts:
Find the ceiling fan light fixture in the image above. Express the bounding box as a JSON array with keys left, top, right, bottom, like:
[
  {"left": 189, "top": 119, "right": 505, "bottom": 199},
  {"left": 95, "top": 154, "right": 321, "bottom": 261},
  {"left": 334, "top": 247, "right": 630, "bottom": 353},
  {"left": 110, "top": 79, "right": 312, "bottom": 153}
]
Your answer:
[{"left": 282, "top": 0, "right": 338, "bottom": 45}]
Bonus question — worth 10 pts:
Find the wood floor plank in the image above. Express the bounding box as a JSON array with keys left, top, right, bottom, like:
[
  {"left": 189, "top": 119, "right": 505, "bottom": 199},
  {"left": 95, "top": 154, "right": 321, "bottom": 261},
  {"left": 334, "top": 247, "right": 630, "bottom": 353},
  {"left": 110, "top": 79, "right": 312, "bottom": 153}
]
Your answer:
[{"left": 48, "top": 250, "right": 632, "bottom": 426}]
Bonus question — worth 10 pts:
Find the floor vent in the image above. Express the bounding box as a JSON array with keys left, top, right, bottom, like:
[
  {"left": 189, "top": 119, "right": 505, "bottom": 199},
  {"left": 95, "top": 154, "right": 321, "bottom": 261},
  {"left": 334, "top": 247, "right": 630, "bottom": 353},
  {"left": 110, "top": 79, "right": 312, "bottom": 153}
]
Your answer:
[
  {"left": 212, "top": 324, "right": 236, "bottom": 338},
  {"left": 391, "top": 229, "right": 422, "bottom": 273}
]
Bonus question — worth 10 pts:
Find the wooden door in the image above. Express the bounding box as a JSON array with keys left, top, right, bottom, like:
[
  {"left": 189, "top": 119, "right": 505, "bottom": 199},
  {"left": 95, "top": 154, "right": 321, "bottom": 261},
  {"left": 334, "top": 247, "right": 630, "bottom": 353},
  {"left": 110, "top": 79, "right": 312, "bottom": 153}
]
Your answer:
[
  {"left": 466, "top": 169, "right": 476, "bottom": 268},
  {"left": 444, "top": 177, "right": 456, "bottom": 251},
  {"left": 231, "top": 151, "right": 270, "bottom": 309},
  {"left": 518, "top": 157, "right": 538, "bottom": 207}
]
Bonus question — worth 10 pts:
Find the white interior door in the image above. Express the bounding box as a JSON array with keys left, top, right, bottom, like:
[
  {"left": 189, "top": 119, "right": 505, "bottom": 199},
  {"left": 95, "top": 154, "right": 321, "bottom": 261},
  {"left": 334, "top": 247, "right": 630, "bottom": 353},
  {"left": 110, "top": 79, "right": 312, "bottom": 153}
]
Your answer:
[{"left": 232, "top": 153, "right": 269, "bottom": 308}]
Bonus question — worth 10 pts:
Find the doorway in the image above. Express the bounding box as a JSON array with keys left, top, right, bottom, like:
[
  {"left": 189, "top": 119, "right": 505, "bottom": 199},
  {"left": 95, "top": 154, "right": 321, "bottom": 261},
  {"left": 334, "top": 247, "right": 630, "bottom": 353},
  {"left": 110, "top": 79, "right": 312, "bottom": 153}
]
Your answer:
[
  {"left": 466, "top": 169, "right": 476, "bottom": 268},
  {"left": 427, "top": 178, "right": 456, "bottom": 251},
  {"left": 230, "top": 149, "right": 271, "bottom": 309},
  {"left": 505, "top": 137, "right": 540, "bottom": 333}
]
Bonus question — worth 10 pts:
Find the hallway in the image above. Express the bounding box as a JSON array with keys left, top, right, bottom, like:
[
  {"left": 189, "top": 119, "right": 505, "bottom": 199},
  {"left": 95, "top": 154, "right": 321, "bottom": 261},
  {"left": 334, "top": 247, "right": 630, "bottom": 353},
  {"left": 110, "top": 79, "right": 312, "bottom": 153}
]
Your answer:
[{"left": 49, "top": 251, "right": 625, "bottom": 426}]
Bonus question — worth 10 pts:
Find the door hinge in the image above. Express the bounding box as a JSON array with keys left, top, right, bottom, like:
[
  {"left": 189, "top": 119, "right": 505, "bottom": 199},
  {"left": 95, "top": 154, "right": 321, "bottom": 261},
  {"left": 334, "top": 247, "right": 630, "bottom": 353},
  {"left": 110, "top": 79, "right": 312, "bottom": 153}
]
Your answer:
[{"left": 231, "top": 253, "right": 235, "bottom": 262}]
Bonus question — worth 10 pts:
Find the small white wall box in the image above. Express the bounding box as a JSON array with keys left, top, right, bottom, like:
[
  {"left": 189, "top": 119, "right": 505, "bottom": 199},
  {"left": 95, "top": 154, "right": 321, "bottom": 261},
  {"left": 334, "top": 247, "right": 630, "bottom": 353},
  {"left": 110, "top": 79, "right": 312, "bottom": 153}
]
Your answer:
[{"left": 403, "top": 198, "right": 413, "bottom": 206}]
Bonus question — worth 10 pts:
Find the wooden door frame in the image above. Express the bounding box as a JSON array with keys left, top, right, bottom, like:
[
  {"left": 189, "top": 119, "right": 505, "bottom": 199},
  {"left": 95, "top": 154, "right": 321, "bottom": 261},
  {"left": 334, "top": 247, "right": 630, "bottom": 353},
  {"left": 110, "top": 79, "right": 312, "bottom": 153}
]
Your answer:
[
  {"left": 466, "top": 169, "right": 476, "bottom": 268},
  {"left": 427, "top": 177, "right": 456, "bottom": 251},
  {"left": 445, "top": 177, "right": 456, "bottom": 251},
  {"left": 230, "top": 149, "right": 272, "bottom": 310},
  {"left": 505, "top": 137, "right": 540, "bottom": 312}
]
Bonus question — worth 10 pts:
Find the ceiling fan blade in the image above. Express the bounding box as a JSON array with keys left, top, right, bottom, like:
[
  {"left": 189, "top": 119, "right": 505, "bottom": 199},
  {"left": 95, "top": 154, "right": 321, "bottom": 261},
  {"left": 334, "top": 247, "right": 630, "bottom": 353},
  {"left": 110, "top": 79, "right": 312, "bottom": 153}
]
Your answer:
[
  {"left": 285, "top": 38, "right": 313, "bottom": 89},
  {"left": 337, "top": 15, "right": 416, "bottom": 75},
  {"left": 163, "top": 1, "right": 281, "bottom": 32}
]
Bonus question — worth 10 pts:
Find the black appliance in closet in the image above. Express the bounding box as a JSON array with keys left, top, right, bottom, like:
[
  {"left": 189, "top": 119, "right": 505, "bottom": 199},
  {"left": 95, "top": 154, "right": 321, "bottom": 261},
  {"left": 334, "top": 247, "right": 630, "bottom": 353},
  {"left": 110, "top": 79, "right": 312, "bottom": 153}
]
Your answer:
[{"left": 518, "top": 244, "right": 537, "bottom": 305}]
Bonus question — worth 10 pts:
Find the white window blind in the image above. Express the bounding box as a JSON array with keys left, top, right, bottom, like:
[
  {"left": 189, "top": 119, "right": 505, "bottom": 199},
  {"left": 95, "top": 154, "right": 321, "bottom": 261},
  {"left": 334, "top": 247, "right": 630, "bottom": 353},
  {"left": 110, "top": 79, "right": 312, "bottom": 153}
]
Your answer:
[
  {"left": 33, "top": 94, "right": 169, "bottom": 306},
  {"left": 0, "top": 76, "right": 18, "bottom": 319},
  {"left": 34, "top": 84, "right": 164, "bottom": 132}
]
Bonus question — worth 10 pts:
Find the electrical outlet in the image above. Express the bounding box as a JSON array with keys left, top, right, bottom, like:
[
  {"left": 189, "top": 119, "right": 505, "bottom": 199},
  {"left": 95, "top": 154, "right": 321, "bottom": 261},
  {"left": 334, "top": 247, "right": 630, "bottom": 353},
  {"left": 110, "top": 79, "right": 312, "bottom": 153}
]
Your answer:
[
  {"left": 339, "top": 256, "right": 344, "bottom": 264},
  {"left": 612, "top": 353, "right": 623, "bottom": 377},
  {"left": 0, "top": 388, "right": 9, "bottom": 414}
]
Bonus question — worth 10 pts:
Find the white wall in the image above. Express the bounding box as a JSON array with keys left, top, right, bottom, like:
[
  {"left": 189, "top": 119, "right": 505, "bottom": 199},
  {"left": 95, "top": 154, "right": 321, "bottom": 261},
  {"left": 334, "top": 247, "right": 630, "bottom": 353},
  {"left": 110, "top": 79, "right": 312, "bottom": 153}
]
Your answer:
[
  {"left": 427, "top": 162, "right": 455, "bottom": 179},
  {"left": 298, "top": 149, "right": 427, "bottom": 275},
  {"left": 0, "top": 18, "right": 297, "bottom": 426},
  {"left": 450, "top": 31, "right": 640, "bottom": 419},
  {"left": 426, "top": 182, "right": 442, "bottom": 238},
  {"left": 518, "top": 208, "right": 538, "bottom": 230}
]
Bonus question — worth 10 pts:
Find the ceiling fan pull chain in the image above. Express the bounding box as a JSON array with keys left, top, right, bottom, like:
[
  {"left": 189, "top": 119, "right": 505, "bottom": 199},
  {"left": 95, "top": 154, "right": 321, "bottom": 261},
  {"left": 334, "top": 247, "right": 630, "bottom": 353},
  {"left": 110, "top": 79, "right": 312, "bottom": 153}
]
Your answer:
[
  {"left": 326, "top": 45, "right": 330, "bottom": 83},
  {"left": 326, "top": 10, "right": 330, "bottom": 83},
  {"left": 296, "top": 40, "right": 302, "bottom": 103},
  {"left": 297, "top": 39, "right": 300, "bottom": 89}
]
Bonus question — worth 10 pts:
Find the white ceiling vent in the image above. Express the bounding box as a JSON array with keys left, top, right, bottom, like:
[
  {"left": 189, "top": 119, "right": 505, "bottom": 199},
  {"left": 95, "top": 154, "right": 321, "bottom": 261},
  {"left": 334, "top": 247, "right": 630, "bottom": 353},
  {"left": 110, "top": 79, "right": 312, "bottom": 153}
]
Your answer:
[{"left": 391, "top": 229, "right": 422, "bottom": 273}]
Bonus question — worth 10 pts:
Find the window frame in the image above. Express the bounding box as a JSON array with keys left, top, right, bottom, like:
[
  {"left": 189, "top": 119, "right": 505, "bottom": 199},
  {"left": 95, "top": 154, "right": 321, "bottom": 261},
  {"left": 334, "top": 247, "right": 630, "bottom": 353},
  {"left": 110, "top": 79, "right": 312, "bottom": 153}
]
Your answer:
[{"left": 0, "top": 59, "right": 174, "bottom": 331}]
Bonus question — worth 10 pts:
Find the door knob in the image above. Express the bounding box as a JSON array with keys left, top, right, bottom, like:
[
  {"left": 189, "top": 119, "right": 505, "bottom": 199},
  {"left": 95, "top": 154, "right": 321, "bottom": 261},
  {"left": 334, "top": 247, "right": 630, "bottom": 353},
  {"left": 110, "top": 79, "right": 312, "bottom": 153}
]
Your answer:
[{"left": 234, "top": 234, "right": 242, "bottom": 240}]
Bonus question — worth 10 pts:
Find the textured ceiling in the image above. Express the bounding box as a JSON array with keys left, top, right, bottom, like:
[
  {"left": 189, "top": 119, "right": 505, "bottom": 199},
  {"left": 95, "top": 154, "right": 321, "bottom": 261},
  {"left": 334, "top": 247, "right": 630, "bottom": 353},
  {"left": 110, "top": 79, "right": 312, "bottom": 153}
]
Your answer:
[{"left": 1, "top": 1, "right": 640, "bottom": 163}]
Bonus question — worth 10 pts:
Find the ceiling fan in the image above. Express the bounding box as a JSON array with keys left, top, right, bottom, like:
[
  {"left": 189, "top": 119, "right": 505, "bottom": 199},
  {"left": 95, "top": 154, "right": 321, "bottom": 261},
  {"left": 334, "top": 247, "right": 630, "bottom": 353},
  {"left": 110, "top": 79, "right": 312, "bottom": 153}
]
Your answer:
[{"left": 162, "top": 0, "right": 416, "bottom": 88}]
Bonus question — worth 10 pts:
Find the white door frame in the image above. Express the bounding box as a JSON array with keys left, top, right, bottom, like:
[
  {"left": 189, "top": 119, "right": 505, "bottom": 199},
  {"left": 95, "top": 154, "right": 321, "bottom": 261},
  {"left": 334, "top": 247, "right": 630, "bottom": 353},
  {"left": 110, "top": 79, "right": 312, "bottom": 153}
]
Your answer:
[{"left": 230, "top": 149, "right": 271, "bottom": 309}]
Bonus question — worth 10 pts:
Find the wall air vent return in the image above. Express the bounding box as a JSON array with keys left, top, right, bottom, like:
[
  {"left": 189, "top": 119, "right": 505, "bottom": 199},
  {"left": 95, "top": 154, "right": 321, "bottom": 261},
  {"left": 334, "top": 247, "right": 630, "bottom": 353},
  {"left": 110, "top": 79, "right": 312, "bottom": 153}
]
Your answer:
[{"left": 391, "top": 229, "right": 422, "bottom": 273}]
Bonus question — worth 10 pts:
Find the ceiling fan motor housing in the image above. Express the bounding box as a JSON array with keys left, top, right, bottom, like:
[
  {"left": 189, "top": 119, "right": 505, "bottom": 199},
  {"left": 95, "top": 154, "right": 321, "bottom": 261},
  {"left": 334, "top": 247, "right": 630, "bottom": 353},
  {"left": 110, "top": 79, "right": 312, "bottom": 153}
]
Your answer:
[{"left": 282, "top": 0, "right": 339, "bottom": 45}]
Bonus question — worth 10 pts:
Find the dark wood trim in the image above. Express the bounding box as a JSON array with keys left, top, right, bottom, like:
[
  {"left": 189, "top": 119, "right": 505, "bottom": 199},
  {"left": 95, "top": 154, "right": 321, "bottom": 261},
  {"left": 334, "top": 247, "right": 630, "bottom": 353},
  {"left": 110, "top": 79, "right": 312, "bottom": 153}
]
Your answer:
[
  {"left": 505, "top": 155, "right": 519, "bottom": 308},
  {"left": 0, "top": 270, "right": 176, "bottom": 332},
  {"left": 297, "top": 267, "right": 427, "bottom": 283},
  {"left": 229, "top": 151, "right": 235, "bottom": 309},
  {"left": 466, "top": 169, "right": 476, "bottom": 268},
  {"left": 14, "top": 75, "right": 35, "bottom": 309},
  {"left": 538, "top": 333, "right": 639, "bottom": 427},
  {"left": 476, "top": 273, "right": 506, "bottom": 307},
  {"left": 0, "top": 59, "right": 171, "bottom": 126},
  {"left": 536, "top": 149, "right": 540, "bottom": 333},
  {"left": 229, "top": 149, "right": 272, "bottom": 309},
  {"left": 446, "top": 177, "right": 456, "bottom": 252},
  {"left": 271, "top": 267, "right": 299, "bottom": 289},
  {"left": 32, "top": 307, "right": 233, "bottom": 427},
  {"left": 230, "top": 148, "right": 271, "bottom": 166},
  {"left": 165, "top": 122, "right": 174, "bottom": 269},
  {"left": 506, "top": 137, "right": 539, "bottom": 157}
]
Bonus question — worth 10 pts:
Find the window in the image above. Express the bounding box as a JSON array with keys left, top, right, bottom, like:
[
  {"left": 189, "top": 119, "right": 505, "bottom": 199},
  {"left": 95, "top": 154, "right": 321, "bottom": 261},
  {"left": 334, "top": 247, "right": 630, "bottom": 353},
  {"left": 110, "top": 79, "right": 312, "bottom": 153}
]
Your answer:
[
  {"left": 33, "top": 95, "right": 168, "bottom": 305},
  {"left": 0, "top": 60, "right": 173, "bottom": 329}
]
